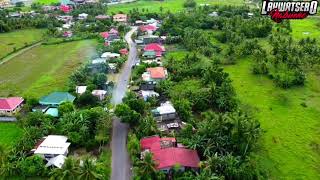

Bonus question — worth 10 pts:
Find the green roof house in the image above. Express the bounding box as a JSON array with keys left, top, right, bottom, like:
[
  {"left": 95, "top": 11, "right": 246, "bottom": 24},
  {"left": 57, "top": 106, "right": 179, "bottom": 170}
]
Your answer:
[{"left": 39, "top": 92, "right": 75, "bottom": 106}]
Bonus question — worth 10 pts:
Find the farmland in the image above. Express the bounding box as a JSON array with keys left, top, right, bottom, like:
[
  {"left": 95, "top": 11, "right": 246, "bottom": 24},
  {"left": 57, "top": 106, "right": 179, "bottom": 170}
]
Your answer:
[
  {"left": 0, "top": 29, "right": 45, "bottom": 59},
  {"left": 0, "top": 40, "right": 97, "bottom": 98}
]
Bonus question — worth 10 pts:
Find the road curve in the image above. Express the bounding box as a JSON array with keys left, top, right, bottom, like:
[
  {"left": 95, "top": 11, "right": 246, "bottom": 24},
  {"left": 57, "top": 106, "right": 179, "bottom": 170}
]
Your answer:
[{"left": 111, "top": 27, "right": 137, "bottom": 180}]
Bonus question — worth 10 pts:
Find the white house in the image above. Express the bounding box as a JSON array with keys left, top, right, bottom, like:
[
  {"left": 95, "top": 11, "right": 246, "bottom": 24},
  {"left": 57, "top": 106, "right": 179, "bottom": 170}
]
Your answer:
[
  {"left": 45, "top": 154, "right": 66, "bottom": 168},
  {"left": 139, "top": 90, "right": 159, "bottom": 101},
  {"left": 92, "top": 90, "right": 107, "bottom": 101},
  {"left": 101, "top": 52, "right": 120, "bottom": 59},
  {"left": 91, "top": 58, "right": 106, "bottom": 64},
  {"left": 78, "top": 13, "right": 88, "bottom": 20},
  {"left": 76, "top": 86, "right": 87, "bottom": 95},
  {"left": 33, "top": 135, "right": 71, "bottom": 159}
]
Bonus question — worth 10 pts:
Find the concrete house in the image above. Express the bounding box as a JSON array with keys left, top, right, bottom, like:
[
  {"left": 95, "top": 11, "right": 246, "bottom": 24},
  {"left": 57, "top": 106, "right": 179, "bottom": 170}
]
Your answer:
[{"left": 151, "top": 101, "right": 176, "bottom": 122}]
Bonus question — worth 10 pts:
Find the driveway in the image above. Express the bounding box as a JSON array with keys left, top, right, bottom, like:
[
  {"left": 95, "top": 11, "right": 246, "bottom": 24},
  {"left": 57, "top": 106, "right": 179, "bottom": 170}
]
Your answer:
[{"left": 111, "top": 27, "right": 137, "bottom": 180}]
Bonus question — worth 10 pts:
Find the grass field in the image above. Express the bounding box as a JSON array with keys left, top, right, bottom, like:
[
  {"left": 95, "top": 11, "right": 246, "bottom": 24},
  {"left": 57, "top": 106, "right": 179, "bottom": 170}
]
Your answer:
[
  {"left": 291, "top": 18, "right": 320, "bottom": 40},
  {"left": 108, "top": 0, "right": 245, "bottom": 14},
  {"left": 224, "top": 59, "right": 320, "bottom": 179},
  {"left": 0, "top": 123, "right": 23, "bottom": 149},
  {"left": 0, "top": 40, "right": 97, "bottom": 98},
  {"left": 36, "top": 0, "right": 59, "bottom": 4},
  {"left": 0, "top": 29, "right": 45, "bottom": 59}
]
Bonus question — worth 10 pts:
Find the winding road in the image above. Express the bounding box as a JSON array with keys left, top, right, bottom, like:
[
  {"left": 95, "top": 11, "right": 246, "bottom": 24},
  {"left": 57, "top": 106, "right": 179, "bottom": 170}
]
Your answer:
[{"left": 111, "top": 27, "right": 137, "bottom": 180}]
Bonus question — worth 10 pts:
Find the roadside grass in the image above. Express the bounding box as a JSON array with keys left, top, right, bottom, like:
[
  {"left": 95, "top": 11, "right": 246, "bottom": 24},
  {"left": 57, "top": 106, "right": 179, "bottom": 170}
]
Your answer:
[
  {"left": 0, "top": 29, "right": 45, "bottom": 59},
  {"left": 0, "top": 40, "right": 97, "bottom": 98},
  {"left": 0, "top": 123, "right": 23, "bottom": 149},
  {"left": 108, "top": 0, "right": 245, "bottom": 14},
  {"left": 224, "top": 58, "right": 320, "bottom": 179},
  {"left": 290, "top": 18, "right": 320, "bottom": 40}
]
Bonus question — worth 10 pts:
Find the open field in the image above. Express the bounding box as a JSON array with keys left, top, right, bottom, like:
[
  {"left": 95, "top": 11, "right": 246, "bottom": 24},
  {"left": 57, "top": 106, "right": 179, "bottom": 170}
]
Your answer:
[
  {"left": 291, "top": 18, "right": 320, "bottom": 40},
  {"left": 0, "top": 29, "right": 44, "bottom": 59},
  {"left": 0, "top": 40, "right": 97, "bottom": 98},
  {"left": 108, "top": 0, "right": 245, "bottom": 14},
  {"left": 36, "top": 0, "right": 59, "bottom": 4},
  {"left": 224, "top": 59, "right": 320, "bottom": 179},
  {"left": 0, "top": 123, "right": 23, "bottom": 149}
]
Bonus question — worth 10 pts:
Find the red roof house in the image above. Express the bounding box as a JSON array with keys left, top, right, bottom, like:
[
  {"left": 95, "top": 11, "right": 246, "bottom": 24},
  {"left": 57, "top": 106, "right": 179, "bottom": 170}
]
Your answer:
[
  {"left": 140, "top": 136, "right": 200, "bottom": 171},
  {"left": 139, "top": 24, "right": 158, "bottom": 32},
  {"left": 147, "top": 67, "right": 167, "bottom": 79},
  {"left": 144, "top": 43, "right": 165, "bottom": 52},
  {"left": 60, "top": 5, "right": 71, "bottom": 13},
  {"left": 153, "top": 148, "right": 200, "bottom": 170},
  {"left": 119, "top": 48, "right": 128, "bottom": 55},
  {"left": 100, "top": 32, "right": 109, "bottom": 39},
  {"left": 0, "top": 97, "right": 24, "bottom": 116}
]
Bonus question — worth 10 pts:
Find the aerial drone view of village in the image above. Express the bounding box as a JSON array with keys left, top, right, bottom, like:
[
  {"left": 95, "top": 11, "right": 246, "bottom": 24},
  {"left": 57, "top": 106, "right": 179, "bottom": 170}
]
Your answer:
[{"left": 0, "top": 0, "right": 320, "bottom": 179}]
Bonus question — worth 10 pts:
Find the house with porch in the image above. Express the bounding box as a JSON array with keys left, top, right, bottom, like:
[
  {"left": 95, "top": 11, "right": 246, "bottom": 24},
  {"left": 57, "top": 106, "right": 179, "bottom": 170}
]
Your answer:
[{"left": 0, "top": 97, "right": 24, "bottom": 116}]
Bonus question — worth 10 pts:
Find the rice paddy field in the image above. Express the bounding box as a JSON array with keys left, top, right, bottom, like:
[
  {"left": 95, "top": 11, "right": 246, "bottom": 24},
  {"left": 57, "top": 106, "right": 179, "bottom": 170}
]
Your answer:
[
  {"left": 0, "top": 29, "right": 45, "bottom": 59},
  {"left": 0, "top": 40, "right": 97, "bottom": 99}
]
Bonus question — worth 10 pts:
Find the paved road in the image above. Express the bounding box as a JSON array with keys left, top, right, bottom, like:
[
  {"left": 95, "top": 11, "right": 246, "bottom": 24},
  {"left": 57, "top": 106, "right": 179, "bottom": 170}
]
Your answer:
[{"left": 111, "top": 27, "right": 137, "bottom": 180}]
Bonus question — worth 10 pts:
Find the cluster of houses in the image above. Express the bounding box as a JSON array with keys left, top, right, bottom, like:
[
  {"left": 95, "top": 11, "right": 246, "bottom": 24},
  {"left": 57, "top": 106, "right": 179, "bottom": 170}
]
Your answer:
[{"left": 127, "top": 17, "right": 201, "bottom": 174}]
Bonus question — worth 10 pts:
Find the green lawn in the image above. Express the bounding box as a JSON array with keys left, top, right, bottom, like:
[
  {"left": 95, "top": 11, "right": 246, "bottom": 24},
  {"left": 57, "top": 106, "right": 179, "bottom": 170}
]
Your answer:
[
  {"left": 0, "top": 29, "right": 45, "bottom": 59},
  {"left": 0, "top": 40, "right": 97, "bottom": 98},
  {"left": 224, "top": 59, "right": 320, "bottom": 179},
  {"left": 36, "top": 0, "right": 59, "bottom": 4},
  {"left": 108, "top": 0, "right": 245, "bottom": 14},
  {"left": 0, "top": 123, "right": 23, "bottom": 149},
  {"left": 291, "top": 18, "right": 320, "bottom": 40}
]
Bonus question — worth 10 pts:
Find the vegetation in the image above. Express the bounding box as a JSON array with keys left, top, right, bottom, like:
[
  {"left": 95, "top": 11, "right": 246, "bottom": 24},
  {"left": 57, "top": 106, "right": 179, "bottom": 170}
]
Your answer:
[
  {"left": 0, "top": 123, "right": 23, "bottom": 148},
  {"left": 224, "top": 59, "right": 320, "bottom": 179}
]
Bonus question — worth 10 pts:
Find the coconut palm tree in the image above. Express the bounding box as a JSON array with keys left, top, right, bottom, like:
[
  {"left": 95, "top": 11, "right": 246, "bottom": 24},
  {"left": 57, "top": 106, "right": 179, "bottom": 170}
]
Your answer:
[
  {"left": 50, "top": 157, "right": 80, "bottom": 180},
  {"left": 135, "top": 152, "right": 157, "bottom": 179},
  {"left": 78, "top": 157, "right": 102, "bottom": 180}
]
